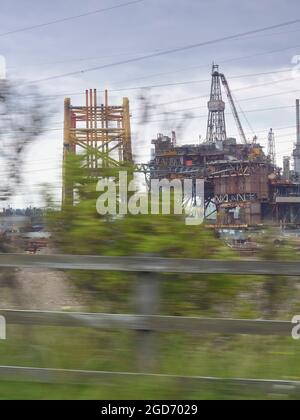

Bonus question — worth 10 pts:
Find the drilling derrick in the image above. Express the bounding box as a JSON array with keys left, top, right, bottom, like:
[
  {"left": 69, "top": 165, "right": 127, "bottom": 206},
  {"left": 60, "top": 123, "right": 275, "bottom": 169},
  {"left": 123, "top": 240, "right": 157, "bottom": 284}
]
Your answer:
[
  {"left": 63, "top": 89, "right": 132, "bottom": 205},
  {"left": 268, "top": 128, "right": 276, "bottom": 166},
  {"left": 206, "top": 64, "right": 227, "bottom": 143}
]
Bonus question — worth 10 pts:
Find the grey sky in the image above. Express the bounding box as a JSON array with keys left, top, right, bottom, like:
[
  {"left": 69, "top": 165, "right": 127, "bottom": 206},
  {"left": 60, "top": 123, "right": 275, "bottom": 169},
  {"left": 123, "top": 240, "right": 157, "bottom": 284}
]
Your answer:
[{"left": 1, "top": 0, "right": 300, "bottom": 206}]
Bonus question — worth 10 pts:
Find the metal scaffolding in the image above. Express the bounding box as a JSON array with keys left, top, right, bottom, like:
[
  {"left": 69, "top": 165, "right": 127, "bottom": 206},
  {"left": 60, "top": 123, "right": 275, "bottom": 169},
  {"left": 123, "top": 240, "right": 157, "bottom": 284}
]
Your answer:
[
  {"left": 268, "top": 128, "right": 276, "bottom": 166},
  {"left": 62, "top": 89, "right": 132, "bottom": 205},
  {"left": 206, "top": 64, "right": 227, "bottom": 143}
]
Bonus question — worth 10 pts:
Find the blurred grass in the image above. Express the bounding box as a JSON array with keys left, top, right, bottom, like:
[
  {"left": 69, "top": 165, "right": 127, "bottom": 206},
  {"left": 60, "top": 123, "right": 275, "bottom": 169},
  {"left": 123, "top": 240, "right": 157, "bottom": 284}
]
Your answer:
[
  {"left": 0, "top": 325, "right": 300, "bottom": 399},
  {"left": 0, "top": 380, "right": 286, "bottom": 400}
]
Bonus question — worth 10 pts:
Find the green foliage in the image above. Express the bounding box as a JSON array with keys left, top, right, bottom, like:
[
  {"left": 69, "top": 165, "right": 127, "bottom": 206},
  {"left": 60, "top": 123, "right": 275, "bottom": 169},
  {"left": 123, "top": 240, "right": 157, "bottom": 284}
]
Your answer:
[
  {"left": 47, "top": 156, "right": 245, "bottom": 315},
  {"left": 46, "top": 155, "right": 299, "bottom": 317}
]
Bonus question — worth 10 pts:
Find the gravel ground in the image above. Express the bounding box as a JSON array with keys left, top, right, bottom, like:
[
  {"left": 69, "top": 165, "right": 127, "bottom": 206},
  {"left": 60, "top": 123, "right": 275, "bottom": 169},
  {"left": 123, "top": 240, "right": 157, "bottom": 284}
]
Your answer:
[{"left": 0, "top": 250, "right": 85, "bottom": 311}]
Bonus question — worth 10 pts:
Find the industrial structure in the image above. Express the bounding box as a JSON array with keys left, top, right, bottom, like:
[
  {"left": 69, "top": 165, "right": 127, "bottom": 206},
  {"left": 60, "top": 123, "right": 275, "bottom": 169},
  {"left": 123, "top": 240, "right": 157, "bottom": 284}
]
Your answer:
[
  {"left": 61, "top": 66, "right": 300, "bottom": 227},
  {"left": 293, "top": 99, "right": 300, "bottom": 175},
  {"left": 206, "top": 64, "right": 227, "bottom": 144},
  {"left": 148, "top": 65, "right": 300, "bottom": 227},
  {"left": 63, "top": 89, "right": 132, "bottom": 205},
  {"left": 268, "top": 129, "right": 276, "bottom": 167}
]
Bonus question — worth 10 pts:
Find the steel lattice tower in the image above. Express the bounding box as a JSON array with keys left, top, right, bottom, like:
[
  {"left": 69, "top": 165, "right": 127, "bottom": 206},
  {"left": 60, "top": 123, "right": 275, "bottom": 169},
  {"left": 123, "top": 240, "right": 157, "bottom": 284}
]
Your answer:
[
  {"left": 206, "top": 64, "right": 227, "bottom": 143},
  {"left": 268, "top": 128, "right": 276, "bottom": 166},
  {"left": 63, "top": 89, "right": 132, "bottom": 205}
]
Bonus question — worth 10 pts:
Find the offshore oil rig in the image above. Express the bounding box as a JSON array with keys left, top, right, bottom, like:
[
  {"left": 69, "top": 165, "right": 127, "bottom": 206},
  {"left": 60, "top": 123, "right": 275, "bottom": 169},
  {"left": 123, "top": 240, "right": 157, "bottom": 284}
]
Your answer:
[
  {"left": 148, "top": 65, "right": 300, "bottom": 227},
  {"left": 62, "top": 65, "right": 300, "bottom": 228}
]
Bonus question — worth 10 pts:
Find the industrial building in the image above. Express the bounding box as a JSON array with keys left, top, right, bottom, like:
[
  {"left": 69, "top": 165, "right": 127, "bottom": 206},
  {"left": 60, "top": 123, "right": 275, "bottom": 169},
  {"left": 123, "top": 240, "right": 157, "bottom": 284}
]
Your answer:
[{"left": 148, "top": 65, "right": 300, "bottom": 227}]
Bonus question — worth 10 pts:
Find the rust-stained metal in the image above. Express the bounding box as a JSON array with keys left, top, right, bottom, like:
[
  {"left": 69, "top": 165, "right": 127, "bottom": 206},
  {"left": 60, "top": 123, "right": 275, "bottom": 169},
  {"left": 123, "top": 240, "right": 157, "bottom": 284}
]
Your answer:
[{"left": 62, "top": 89, "right": 133, "bottom": 205}]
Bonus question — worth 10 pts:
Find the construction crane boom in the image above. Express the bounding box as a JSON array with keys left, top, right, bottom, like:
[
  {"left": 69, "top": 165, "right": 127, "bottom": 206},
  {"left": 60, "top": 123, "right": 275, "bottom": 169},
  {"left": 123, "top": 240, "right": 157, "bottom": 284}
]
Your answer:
[{"left": 219, "top": 73, "right": 248, "bottom": 144}]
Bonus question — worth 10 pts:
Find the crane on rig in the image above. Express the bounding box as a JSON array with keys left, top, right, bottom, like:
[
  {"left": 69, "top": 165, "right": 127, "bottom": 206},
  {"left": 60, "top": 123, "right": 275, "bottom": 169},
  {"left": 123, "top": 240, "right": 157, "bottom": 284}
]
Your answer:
[{"left": 219, "top": 73, "right": 248, "bottom": 145}]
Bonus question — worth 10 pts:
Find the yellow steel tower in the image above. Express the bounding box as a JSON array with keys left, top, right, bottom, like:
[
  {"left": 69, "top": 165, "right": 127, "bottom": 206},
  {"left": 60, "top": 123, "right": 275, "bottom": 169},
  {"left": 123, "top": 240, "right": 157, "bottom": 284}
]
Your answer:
[{"left": 63, "top": 89, "right": 132, "bottom": 205}]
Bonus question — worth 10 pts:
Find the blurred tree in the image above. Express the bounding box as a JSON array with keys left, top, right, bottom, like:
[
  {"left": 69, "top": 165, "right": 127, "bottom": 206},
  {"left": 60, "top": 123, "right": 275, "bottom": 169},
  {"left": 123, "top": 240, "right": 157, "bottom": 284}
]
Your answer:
[
  {"left": 0, "top": 80, "right": 47, "bottom": 201},
  {"left": 0, "top": 79, "right": 48, "bottom": 304},
  {"left": 48, "top": 156, "right": 245, "bottom": 315}
]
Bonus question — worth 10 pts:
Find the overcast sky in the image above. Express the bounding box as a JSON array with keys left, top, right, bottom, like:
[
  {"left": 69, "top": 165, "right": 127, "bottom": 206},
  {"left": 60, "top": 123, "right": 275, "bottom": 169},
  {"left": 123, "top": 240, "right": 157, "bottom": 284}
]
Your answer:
[{"left": 1, "top": 0, "right": 300, "bottom": 207}]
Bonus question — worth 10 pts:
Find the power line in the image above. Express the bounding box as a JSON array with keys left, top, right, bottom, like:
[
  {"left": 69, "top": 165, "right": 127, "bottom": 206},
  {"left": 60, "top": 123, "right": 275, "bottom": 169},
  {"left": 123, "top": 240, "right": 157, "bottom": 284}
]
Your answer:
[
  {"left": 142, "top": 105, "right": 296, "bottom": 124},
  {"left": 135, "top": 87, "right": 300, "bottom": 118},
  {"left": 39, "top": 102, "right": 299, "bottom": 132},
  {"left": 234, "top": 94, "right": 256, "bottom": 138},
  {"left": 114, "top": 43, "right": 300, "bottom": 86},
  {"left": 7, "top": 49, "right": 166, "bottom": 70},
  {"left": 98, "top": 68, "right": 294, "bottom": 92},
  {"left": 10, "top": 26, "right": 300, "bottom": 72},
  {"left": 140, "top": 76, "right": 300, "bottom": 110},
  {"left": 24, "top": 68, "right": 290, "bottom": 102},
  {"left": 16, "top": 80, "right": 300, "bottom": 136},
  {"left": 25, "top": 18, "right": 300, "bottom": 85},
  {"left": 38, "top": 121, "right": 298, "bottom": 139},
  {"left": 237, "top": 89, "right": 300, "bottom": 103},
  {"left": 0, "top": 0, "right": 147, "bottom": 38}
]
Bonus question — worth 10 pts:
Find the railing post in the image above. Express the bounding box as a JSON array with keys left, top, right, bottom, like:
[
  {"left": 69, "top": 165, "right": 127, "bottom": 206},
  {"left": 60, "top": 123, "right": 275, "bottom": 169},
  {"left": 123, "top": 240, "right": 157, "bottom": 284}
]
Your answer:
[{"left": 135, "top": 271, "right": 160, "bottom": 373}]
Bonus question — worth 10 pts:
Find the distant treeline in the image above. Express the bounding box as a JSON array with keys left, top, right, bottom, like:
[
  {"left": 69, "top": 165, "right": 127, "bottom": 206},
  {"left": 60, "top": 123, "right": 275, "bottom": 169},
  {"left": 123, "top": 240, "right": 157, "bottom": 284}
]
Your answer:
[{"left": 1, "top": 208, "right": 44, "bottom": 217}]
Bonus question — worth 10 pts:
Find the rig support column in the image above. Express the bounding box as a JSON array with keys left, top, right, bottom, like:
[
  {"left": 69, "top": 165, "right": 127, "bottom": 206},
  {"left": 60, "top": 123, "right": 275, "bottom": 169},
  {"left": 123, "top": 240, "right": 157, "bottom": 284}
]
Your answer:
[{"left": 62, "top": 90, "right": 133, "bottom": 207}]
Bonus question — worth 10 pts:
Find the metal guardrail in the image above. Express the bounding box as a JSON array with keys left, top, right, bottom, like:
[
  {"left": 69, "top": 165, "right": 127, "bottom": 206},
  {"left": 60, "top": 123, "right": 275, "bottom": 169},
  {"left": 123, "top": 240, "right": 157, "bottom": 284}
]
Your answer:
[
  {"left": 0, "top": 366, "right": 298, "bottom": 395},
  {"left": 0, "top": 253, "right": 300, "bottom": 275},
  {"left": 0, "top": 253, "right": 299, "bottom": 396},
  {"left": 0, "top": 309, "right": 293, "bottom": 335}
]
